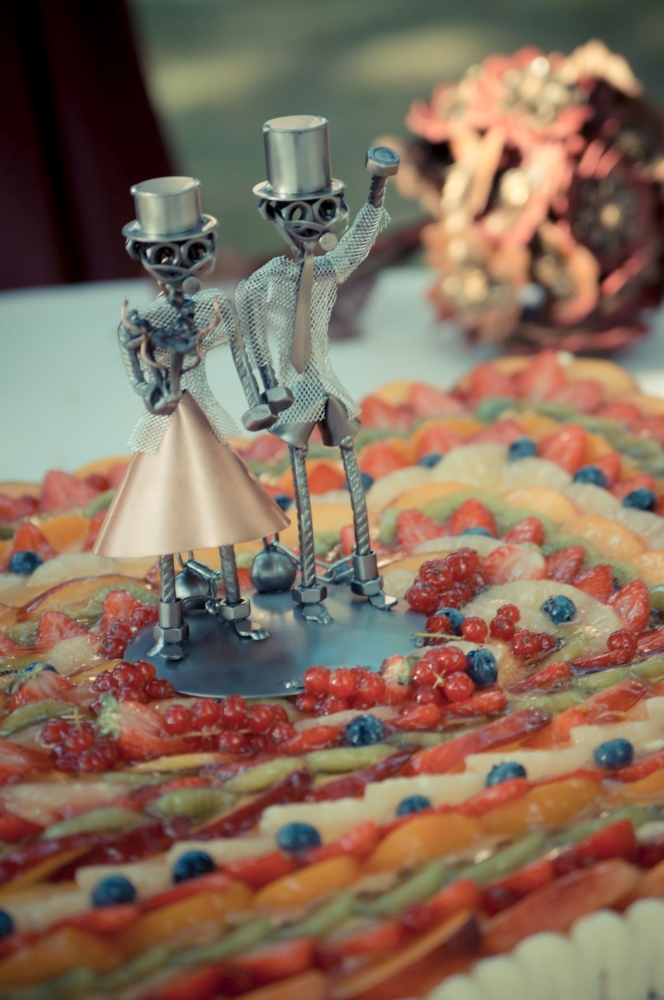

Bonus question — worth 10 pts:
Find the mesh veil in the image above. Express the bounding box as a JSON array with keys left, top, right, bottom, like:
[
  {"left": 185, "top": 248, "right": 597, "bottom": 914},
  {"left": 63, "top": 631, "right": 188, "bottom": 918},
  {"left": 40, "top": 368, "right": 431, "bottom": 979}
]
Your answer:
[
  {"left": 125, "top": 289, "right": 240, "bottom": 453},
  {"left": 235, "top": 202, "right": 389, "bottom": 425}
]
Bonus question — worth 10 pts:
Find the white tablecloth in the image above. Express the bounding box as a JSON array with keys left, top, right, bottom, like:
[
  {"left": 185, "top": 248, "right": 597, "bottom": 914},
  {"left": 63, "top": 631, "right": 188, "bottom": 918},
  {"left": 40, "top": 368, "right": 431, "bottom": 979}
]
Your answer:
[{"left": 1, "top": 269, "right": 664, "bottom": 481}]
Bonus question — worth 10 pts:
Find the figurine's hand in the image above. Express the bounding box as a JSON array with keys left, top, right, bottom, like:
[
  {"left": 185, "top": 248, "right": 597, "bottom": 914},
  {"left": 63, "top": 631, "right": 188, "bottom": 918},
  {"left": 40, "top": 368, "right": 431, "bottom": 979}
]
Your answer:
[
  {"left": 261, "top": 385, "right": 294, "bottom": 415},
  {"left": 242, "top": 404, "right": 278, "bottom": 433},
  {"left": 146, "top": 384, "right": 182, "bottom": 416},
  {"left": 365, "top": 146, "right": 400, "bottom": 178}
]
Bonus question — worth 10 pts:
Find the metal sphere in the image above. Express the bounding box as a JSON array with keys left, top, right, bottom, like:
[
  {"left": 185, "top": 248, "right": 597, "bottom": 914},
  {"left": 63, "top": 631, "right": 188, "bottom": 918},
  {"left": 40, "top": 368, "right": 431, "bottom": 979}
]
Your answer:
[
  {"left": 250, "top": 546, "right": 297, "bottom": 593},
  {"left": 175, "top": 569, "right": 209, "bottom": 600}
]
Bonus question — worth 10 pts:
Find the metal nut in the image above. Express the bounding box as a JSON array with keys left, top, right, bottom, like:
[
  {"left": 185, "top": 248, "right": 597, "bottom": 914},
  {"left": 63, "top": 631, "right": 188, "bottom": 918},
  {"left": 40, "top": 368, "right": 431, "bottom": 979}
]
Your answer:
[
  {"left": 262, "top": 386, "right": 294, "bottom": 413},
  {"left": 242, "top": 404, "right": 277, "bottom": 432},
  {"left": 365, "top": 146, "right": 400, "bottom": 178}
]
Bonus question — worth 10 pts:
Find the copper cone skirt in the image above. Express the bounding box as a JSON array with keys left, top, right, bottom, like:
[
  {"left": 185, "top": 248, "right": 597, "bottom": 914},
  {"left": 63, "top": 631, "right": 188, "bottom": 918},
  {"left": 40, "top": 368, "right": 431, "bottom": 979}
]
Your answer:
[{"left": 94, "top": 392, "right": 290, "bottom": 558}]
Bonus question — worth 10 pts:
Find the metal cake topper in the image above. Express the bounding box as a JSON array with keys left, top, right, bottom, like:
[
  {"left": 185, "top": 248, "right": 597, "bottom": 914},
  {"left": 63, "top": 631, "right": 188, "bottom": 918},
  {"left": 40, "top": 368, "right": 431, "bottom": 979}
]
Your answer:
[
  {"left": 236, "top": 117, "right": 400, "bottom": 624},
  {"left": 94, "top": 176, "right": 289, "bottom": 662}
]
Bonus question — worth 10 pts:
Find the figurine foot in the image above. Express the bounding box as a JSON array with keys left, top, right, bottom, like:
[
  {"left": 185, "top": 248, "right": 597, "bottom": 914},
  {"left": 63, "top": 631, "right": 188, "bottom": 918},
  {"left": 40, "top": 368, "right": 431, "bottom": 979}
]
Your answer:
[
  {"left": 206, "top": 597, "right": 267, "bottom": 639},
  {"left": 148, "top": 636, "right": 186, "bottom": 660},
  {"left": 292, "top": 584, "right": 332, "bottom": 625},
  {"left": 298, "top": 602, "right": 333, "bottom": 625},
  {"left": 368, "top": 589, "right": 398, "bottom": 611},
  {"left": 232, "top": 619, "right": 269, "bottom": 641}
]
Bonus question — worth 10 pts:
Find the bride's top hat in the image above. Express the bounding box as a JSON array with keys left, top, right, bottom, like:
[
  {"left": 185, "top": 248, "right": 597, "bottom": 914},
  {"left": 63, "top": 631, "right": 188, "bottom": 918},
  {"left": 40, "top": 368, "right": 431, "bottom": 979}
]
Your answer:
[
  {"left": 253, "top": 116, "right": 345, "bottom": 202},
  {"left": 122, "top": 176, "right": 217, "bottom": 242}
]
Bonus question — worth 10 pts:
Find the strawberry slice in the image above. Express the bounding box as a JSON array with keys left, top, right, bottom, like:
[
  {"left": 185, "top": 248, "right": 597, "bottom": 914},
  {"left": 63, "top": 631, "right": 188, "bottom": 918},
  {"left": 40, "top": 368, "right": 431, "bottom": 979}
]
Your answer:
[
  {"left": 538, "top": 423, "right": 586, "bottom": 474},
  {"left": 34, "top": 611, "right": 88, "bottom": 653},
  {"left": 516, "top": 350, "right": 566, "bottom": 402},
  {"left": 483, "top": 544, "right": 546, "bottom": 584},
  {"left": 0, "top": 494, "right": 39, "bottom": 525},
  {"left": 8, "top": 663, "right": 76, "bottom": 710},
  {"left": 359, "top": 396, "right": 412, "bottom": 431},
  {"left": 95, "top": 694, "right": 186, "bottom": 762},
  {"left": 573, "top": 564, "right": 614, "bottom": 602},
  {"left": 466, "top": 362, "right": 515, "bottom": 405},
  {"left": 588, "top": 452, "right": 621, "bottom": 488},
  {"left": 612, "top": 473, "right": 656, "bottom": 501},
  {"left": 608, "top": 580, "right": 650, "bottom": 633},
  {"left": 0, "top": 636, "right": 35, "bottom": 658},
  {"left": 0, "top": 739, "right": 51, "bottom": 783},
  {"left": 358, "top": 441, "right": 409, "bottom": 480},
  {"left": 504, "top": 517, "right": 545, "bottom": 546},
  {"left": 81, "top": 509, "right": 107, "bottom": 551},
  {"left": 470, "top": 419, "right": 524, "bottom": 445},
  {"left": 410, "top": 384, "right": 466, "bottom": 418},
  {"left": 596, "top": 402, "right": 641, "bottom": 422},
  {"left": 98, "top": 590, "right": 144, "bottom": 634},
  {"left": 548, "top": 379, "right": 604, "bottom": 413},
  {"left": 545, "top": 545, "right": 586, "bottom": 583},
  {"left": 413, "top": 423, "right": 464, "bottom": 460},
  {"left": 307, "top": 463, "right": 345, "bottom": 494},
  {"left": 39, "top": 470, "right": 100, "bottom": 513},
  {"left": 395, "top": 510, "right": 445, "bottom": 552},
  {"left": 107, "top": 463, "right": 129, "bottom": 488},
  {"left": 447, "top": 498, "right": 496, "bottom": 537},
  {"left": 0, "top": 522, "right": 57, "bottom": 571}
]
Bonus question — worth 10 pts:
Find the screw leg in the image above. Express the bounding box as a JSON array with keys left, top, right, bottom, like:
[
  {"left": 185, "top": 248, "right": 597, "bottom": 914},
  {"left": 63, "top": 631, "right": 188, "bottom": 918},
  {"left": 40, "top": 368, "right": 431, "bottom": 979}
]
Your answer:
[
  {"left": 339, "top": 436, "right": 396, "bottom": 611},
  {"left": 208, "top": 545, "right": 268, "bottom": 641},
  {"left": 149, "top": 553, "right": 189, "bottom": 659},
  {"left": 289, "top": 444, "right": 331, "bottom": 624}
]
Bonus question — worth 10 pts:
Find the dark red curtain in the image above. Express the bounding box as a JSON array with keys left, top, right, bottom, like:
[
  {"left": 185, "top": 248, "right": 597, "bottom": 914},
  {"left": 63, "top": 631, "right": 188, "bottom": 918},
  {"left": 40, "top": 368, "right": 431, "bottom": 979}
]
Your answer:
[{"left": 0, "top": 0, "right": 173, "bottom": 289}]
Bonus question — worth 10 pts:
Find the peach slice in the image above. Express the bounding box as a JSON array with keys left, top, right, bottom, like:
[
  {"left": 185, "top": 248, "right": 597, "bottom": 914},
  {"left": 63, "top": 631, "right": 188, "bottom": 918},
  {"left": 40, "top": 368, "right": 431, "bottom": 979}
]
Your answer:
[
  {"left": 632, "top": 552, "right": 664, "bottom": 587},
  {"left": 73, "top": 456, "right": 131, "bottom": 479},
  {"left": 393, "top": 481, "right": 473, "bottom": 510},
  {"left": 514, "top": 411, "right": 560, "bottom": 442},
  {"left": 364, "top": 814, "right": 482, "bottom": 872},
  {"left": 0, "top": 482, "right": 41, "bottom": 500},
  {"left": 373, "top": 379, "right": 416, "bottom": 406},
  {"left": 38, "top": 515, "right": 90, "bottom": 553},
  {"left": 501, "top": 488, "right": 578, "bottom": 523},
  {"left": 565, "top": 358, "right": 638, "bottom": 399},
  {"left": 561, "top": 515, "right": 646, "bottom": 560}
]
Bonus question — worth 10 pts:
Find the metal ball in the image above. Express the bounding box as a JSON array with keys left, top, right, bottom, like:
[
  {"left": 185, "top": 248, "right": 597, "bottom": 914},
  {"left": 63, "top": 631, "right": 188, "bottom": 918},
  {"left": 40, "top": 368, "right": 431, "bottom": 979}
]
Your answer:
[
  {"left": 175, "top": 569, "right": 209, "bottom": 600},
  {"left": 250, "top": 546, "right": 297, "bottom": 593}
]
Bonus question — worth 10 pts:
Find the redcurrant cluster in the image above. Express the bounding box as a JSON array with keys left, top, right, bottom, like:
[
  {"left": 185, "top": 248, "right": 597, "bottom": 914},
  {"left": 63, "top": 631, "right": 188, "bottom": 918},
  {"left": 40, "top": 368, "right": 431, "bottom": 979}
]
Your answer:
[
  {"left": 163, "top": 697, "right": 295, "bottom": 755},
  {"left": 297, "top": 666, "right": 386, "bottom": 716},
  {"left": 510, "top": 629, "right": 558, "bottom": 660},
  {"left": 99, "top": 606, "right": 159, "bottom": 660},
  {"left": 41, "top": 718, "right": 122, "bottom": 772},
  {"left": 91, "top": 660, "right": 176, "bottom": 702},
  {"left": 406, "top": 550, "right": 486, "bottom": 616}
]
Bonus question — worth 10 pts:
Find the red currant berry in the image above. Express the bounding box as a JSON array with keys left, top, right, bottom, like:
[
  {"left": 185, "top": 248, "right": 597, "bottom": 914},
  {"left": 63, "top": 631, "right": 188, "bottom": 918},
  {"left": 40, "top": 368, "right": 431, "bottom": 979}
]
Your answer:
[
  {"left": 217, "top": 730, "right": 249, "bottom": 754},
  {"left": 461, "top": 617, "right": 488, "bottom": 643},
  {"left": 419, "top": 560, "right": 453, "bottom": 590},
  {"left": 497, "top": 604, "right": 520, "bottom": 622},
  {"left": 77, "top": 748, "right": 108, "bottom": 772},
  {"left": 268, "top": 705, "right": 289, "bottom": 726},
  {"left": 399, "top": 902, "right": 435, "bottom": 933},
  {"left": 315, "top": 694, "right": 349, "bottom": 715},
  {"left": 412, "top": 659, "right": 439, "bottom": 687},
  {"left": 40, "top": 718, "right": 71, "bottom": 745},
  {"left": 295, "top": 693, "right": 317, "bottom": 713},
  {"left": 91, "top": 671, "right": 114, "bottom": 693},
  {"left": 54, "top": 752, "right": 78, "bottom": 771},
  {"left": 413, "top": 685, "right": 444, "bottom": 706},
  {"left": 129, "top": 606, "right": 159, "bottom": 630},
  {"left": 406, "top": 582, "right": 440, "bottom": 615},
  {"left": 145, "top": 679, "right": 177, "bottom": 700},
  {"left": 190, "top": 699, "right": 221, "bottom": 730},
  {"left": 393, "top": 702, "right": 440, "bottom": 730},
  {"left": 111, "top": 663, "right": 140, "bottom": 688},
  {"left": 468, "top": 570, "right": 487, "bottom": 595},
  {"left": 431, "top": 645, "right": 466, "bottom": 675},
  {"left": 108, "top": 621, "right": 133, "bottom": 641},
  {"left": 269, "top": 721, "right": 295, "bottom": 744},
  {"left": 97, "top": 740, "right": 122, "bottom": 765},
  {"left": 511, "top": 630, "right": 540, "bottom": 659},
  {"left": 100, "top": 636, "right": 127, "bottom": 660},
  {"left": 116, "top": 685, "right": 148, "bottom": 702},
  {"left": 328, "top": 668, "right": 356, "bottom": 698},
  {"left": 135, "top": 660, "right": 157, "bottom": 684},
  {"left": 303, "top": 666, "right": 330, "bottom": 696},
  {"left": 536, "top": 633, "right": 557, "bottom": 654},
  {"left": 64, "top": 729, "right": 96, "bottom": 753},
  {"left": 425, "top": 613, "right": 453, "bottom": 635},
  {"left": 490, "top": 616, "right": 515, "bottom": 640},
  {"left": 246, "top": 705, "right": 274, "bottom": 733},
  {"left": 163, "top": 704, "right": 192, "bottom": 735},
  {"left": 443, "top": 672, "right": 475, "bottom": 703},
  {"left": 608, "top": 629, "right": 638, "bottom": 652},
  {"left": 353, "top": 672, "right": 385, "bottom": 707},
  {"left": 219, "top": 695, "right": 247, "bottom": 729},
  {"left": 446, "top": 548, "right": 479, "bottom": 583}
]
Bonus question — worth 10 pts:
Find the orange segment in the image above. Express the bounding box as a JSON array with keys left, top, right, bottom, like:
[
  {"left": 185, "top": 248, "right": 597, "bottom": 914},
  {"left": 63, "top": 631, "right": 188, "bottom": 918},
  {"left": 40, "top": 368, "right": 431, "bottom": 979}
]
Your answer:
[
  {"left": 514, "top": 411, "right": 560, "bottom": 442},
  {"left": 604, "top": 768, "right": 664, "bottom": 803},
  {"left": 393, "top": 482, "right": 472, "bottom": 510},
  {"left": 502, "top": 488, "right": 578, "bottom": 523},
  {"left": 254, "top": 856, "right": 359, "bottom": 912},
  {"left": 582, "top": 431, "right": 614, "bottom": 462},
  {"left": 480, "top": 776, "right": 601, "bottom": 837},
  {"left": 364, "top": 814, "right": 482, "bottom": 872},
  {"left": 38, "top": 515, "right": 90, "bottom": 552},
  {"left": 0, "top": 926, "right": 122, "bottom": 986},
  {"left": 117, "top": 882, "right": 252, "bottom": 955},
  {"left": 561, "top": 515, "right": 646, "bottom": 560}
]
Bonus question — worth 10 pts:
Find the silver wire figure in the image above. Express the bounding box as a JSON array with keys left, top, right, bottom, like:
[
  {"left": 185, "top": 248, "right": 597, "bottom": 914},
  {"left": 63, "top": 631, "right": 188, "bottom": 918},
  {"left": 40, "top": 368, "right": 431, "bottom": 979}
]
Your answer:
[
  {"left": 96, "top": 177, "right": 289, "bottom": 659},
  {"left": 236, "top": 117, "right": 400, "bottom": 624}
]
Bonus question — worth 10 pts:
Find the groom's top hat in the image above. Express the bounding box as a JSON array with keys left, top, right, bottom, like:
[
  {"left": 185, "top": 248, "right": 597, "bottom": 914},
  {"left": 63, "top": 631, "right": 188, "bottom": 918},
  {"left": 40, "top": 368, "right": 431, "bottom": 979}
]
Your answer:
[
  {"left": 123, "top": 176, "right": 217, "bottom": 242},
  {"left": 253, "top": 115, "right": 345, "bottom": 202}
]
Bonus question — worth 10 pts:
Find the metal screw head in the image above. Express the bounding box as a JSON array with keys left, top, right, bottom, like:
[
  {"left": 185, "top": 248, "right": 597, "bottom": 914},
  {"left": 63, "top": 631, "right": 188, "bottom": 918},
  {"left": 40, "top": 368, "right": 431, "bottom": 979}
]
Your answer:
[
  {"left": 366, "top": 146, "right": 400, "bottom": 177},
  {"left": 319, "top": 232, "right": 338, "bottom": 251}
]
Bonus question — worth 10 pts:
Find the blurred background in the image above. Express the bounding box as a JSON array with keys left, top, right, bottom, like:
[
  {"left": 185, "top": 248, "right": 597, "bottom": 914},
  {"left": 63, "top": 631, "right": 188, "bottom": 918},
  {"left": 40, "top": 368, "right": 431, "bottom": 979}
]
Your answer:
[{"left": 3, "top": 0, "right": 664, "bottom": 289}]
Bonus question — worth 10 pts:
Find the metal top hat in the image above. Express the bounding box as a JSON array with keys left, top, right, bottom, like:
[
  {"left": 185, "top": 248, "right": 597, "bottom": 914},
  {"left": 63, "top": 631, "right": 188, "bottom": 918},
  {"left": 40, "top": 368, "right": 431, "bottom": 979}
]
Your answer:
[
  {"left": 253, "top": 115, "right": 345, "bottom": 202},
  {"left": 122, "top": 176, "right": 217, "bottom": 242}
]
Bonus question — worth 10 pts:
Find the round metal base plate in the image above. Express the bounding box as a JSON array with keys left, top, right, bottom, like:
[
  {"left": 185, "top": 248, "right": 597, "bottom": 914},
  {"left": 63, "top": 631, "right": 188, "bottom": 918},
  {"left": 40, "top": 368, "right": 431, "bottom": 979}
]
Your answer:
[{"left": 124, "top": 587, "right": 425, "bottom": 698}]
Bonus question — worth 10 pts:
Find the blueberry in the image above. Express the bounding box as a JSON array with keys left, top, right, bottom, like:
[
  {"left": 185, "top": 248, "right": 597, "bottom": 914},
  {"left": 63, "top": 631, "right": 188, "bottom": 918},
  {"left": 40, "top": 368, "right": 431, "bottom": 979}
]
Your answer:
[
  {"left": 345, "top": 714, "right": 386, "bottom": 746},
  {"left": 92, "top": 875, "right": 137, "bottom": 908},
  {"left": 594, "top": 738, "right": 634, "bottom": 769},
  {"left": 172, "top": 850, "right": 216, "bottom": 883},
  {"left": 419, "top": 452, "right": 443, "bottom": 468},
  {"left": 276, "top": 822, "right": 321, "bottom": 854},
  {"left": 436, "top": 607, "right": 465, "bottom": 635},
  {"left": 623, "top": 488, "right": 656, "bottom": 512},
  {"left": 344, "top": 472, "right": 374, "bottom": 492},
  {"left": 0, "top": 910, "right": 14, "bottom": 940},
  {"left": 8, "top": 551, "right": 43, "bottom": 575},
  {"left": 508, "top": 438, "right": 537, "bottom": 461},
  {"left": 274, "top": 494, "right": 293, "bottom": 512},
  {"left": 540, "top": 594, "right": 576, "bottom": 624},
  {"left": 461, "top": 527, "right": 493, "bottom": 537},
  {"left": 573, "top": 465, "right": 607, "bottom": 488},
  {"left": 25, "top": 662, "right": 56, "bottom": 673},
  {"left": 465, "top": 648, "right": 498, "bottom": 686},
  {"left": 486, "top": 761, "right": 527, "bottom": 786},
  {"left": 396, "top": 794, "right": 432, "bottom": 816}
]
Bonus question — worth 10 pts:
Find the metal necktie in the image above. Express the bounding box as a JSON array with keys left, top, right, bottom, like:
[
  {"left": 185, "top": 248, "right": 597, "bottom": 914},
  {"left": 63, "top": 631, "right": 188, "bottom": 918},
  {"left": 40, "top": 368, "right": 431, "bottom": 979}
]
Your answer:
[{"left": 290, "top": 250, "right": 314, "bottom": 373}]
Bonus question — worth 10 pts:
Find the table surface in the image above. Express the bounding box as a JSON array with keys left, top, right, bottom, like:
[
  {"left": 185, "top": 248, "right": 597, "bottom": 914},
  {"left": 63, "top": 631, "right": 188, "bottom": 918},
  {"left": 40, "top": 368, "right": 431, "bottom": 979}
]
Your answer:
[{"left": 2, "top": 269, "right": 664, "bottom": 481}]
